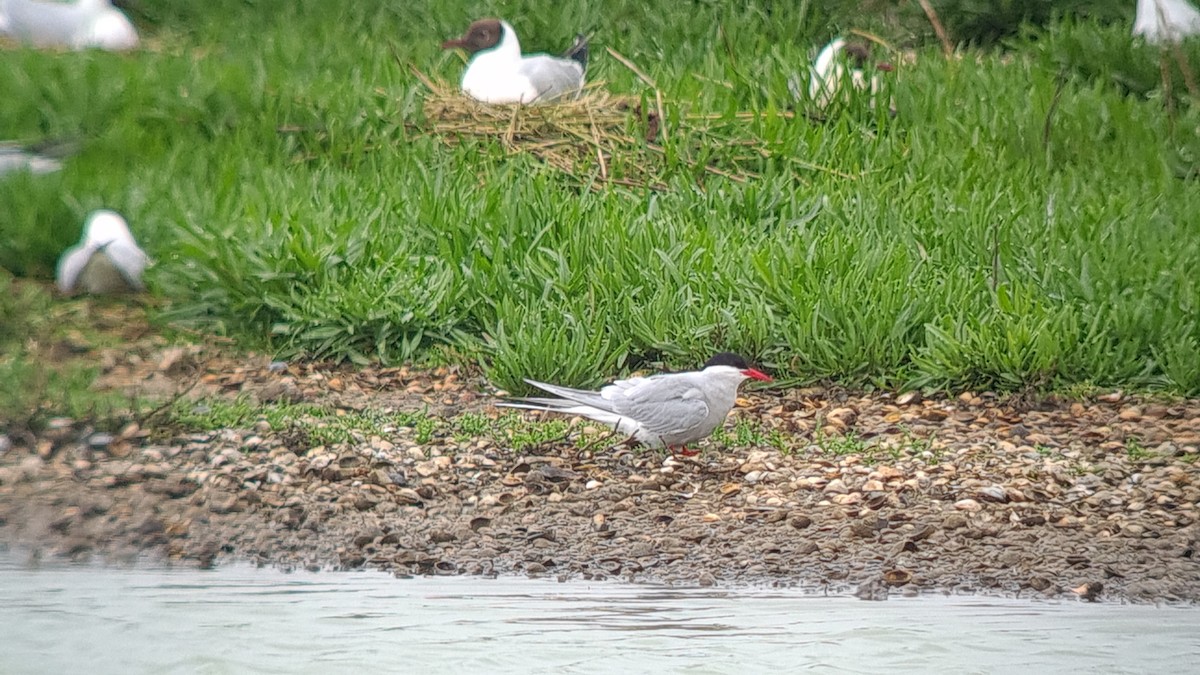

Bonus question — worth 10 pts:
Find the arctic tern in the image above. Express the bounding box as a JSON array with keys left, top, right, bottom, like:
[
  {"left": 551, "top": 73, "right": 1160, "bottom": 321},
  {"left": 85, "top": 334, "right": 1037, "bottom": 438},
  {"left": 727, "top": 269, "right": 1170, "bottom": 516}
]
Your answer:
[{"left": 498, "top": 352, "right": 772, "bottom": 456}]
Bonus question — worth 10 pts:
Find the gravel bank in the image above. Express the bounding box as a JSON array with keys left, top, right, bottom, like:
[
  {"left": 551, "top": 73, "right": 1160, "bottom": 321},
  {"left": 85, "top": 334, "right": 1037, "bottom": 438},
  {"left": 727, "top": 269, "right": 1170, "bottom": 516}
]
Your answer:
[{"left": 2, "top": 354, "right": 1198, "bottom": 603}]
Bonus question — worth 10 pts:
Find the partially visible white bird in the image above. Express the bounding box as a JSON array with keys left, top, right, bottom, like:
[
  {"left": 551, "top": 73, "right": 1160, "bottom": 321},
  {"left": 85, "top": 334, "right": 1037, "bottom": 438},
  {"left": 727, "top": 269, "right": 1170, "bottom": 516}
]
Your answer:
[
  {"left": 801, "top": 38, "right": 893, "bottom": 111},
  {"left": 56, "top": 210, "right": 149, "bottom": 295},
  {"left": 442, "top": 18, "right": 587, "bottom": 104},
  {"left": 1134, "top": 0, "right": 1200, "bottom": 43},
  {"left": 0, "top": 142, "right": 62, "bottom": 175},
  {"left": 0, "top": 0, "right": 139, "bottom": 51},
  {"left": 497, "top": 352, "right": 773, "bottom": 457}
]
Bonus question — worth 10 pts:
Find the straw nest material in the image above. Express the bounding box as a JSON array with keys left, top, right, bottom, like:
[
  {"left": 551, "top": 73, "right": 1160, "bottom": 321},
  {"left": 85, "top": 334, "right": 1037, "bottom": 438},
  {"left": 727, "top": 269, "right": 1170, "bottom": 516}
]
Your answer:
[{"left": 412, "top": 67, "right": 676, "bottom": 190}]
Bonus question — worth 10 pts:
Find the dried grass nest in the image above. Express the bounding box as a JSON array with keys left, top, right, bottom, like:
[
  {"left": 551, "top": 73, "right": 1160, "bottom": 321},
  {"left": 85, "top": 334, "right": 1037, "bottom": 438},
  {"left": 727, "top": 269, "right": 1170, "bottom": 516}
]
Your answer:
[{"left": 412, "top": 66, "right": 682, "bottom": 191}]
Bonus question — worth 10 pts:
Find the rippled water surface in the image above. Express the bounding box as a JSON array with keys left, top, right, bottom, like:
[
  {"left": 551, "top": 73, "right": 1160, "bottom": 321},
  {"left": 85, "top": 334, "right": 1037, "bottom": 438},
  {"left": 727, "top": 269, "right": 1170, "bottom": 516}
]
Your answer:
[{"left": 2, "top": 554, "right": 1199, "bottom": 674}]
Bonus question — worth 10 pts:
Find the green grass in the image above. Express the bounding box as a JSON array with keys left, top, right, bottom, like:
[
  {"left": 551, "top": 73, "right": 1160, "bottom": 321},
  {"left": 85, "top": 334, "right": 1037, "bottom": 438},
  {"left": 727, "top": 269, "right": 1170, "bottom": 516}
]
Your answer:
[
  {"left": 709, "top": 418, "right": 792, "bottom": 454},
  {"left": 1125, "top": 437, "right": 1152, "bottom": 461},
  {"left": 0, "top": 275, "right": 137, "bottom": 430},
  {"left": 1, "top": 1, "right": 1198, "bottom": 396},
  {"left": 166, "top": 398, "right": 581, "bottom": 453},
  {"left": 167, "top": 398, "right": 443, "bottom": 446},
  {"left": 813, "top": 427, "right": 869, "bottom": 457},
  {"left": 716, "top": 418, "right": 942, "bottom": 464}
]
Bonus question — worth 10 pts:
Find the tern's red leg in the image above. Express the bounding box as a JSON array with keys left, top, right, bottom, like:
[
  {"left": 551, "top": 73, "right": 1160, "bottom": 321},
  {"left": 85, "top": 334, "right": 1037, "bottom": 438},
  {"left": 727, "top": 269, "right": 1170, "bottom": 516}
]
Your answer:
[{"left": 667, "top": 445, "right": 698, "bottom": 460}]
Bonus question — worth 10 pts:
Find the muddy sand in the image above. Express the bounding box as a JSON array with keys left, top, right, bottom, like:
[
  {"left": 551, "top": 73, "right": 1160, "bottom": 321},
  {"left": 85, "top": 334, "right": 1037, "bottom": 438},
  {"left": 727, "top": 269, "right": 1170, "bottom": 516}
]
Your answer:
[{"left": 2, "top": 341, "right": 1199, "bottom": 604}]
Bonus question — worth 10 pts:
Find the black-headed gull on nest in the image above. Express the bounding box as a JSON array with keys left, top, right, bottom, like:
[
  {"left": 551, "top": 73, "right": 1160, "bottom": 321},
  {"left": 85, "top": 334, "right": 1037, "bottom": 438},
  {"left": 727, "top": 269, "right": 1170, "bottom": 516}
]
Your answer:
[
  {"left": 442, "top": 18, "right": 588, "bottom": 104},
  {"left": 802, "top": 38, "right": 894, "bottom": 112}
]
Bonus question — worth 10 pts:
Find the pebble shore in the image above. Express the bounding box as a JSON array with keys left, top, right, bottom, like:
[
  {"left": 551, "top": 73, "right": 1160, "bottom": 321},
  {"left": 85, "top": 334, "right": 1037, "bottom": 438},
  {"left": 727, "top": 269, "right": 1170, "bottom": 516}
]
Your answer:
[{"left": 2, "top": 346, "right": 1198, "bottom": 603}]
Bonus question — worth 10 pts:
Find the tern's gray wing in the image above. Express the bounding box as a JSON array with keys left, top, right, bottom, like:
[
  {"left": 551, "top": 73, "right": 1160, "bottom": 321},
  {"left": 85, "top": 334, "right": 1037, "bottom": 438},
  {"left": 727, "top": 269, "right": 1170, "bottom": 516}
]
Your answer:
[
  {"left": 55, "top": 242, "right": 96, "bottom": 293},
  {"left": 518, "top": 55, "right": 584, "bottom": 102},
  {"left": 609, "top": 374, "right": 711, "bottom": 441},
  {"left": 497, "top": 395, "right": 597, "bottom": 414},
  {"left": 522, "top": 375, "right": 709, "bottom": 444},
  {"left": 521, "top": 378, "right": 624, "bottom": 412}
]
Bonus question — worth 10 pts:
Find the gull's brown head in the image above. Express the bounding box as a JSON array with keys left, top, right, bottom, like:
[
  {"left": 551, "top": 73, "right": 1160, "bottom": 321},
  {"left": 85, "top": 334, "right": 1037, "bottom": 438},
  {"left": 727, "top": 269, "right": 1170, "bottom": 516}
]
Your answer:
[
  {"left": 844, "top": 42, "right": 894, "bottom": 72},
  {"left": 442, "top": 18, "right": 504, "bottom": 54}
]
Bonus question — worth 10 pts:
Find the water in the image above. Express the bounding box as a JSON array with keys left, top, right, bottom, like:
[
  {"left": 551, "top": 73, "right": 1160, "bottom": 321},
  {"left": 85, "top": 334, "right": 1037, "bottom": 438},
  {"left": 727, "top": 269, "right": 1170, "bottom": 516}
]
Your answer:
[{"left": 2, "top": 554, "right": 1199, "bottom": 674}]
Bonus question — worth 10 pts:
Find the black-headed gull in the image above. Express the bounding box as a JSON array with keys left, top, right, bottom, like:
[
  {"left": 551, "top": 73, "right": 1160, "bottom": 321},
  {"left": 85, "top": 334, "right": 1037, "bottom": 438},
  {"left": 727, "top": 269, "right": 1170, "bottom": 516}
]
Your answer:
[
  {"left": 498, "top": 352, "right": 772, "bottom": 456},
  {"left": 802, "top": 38, "right": 893, "bottom": 111},
  {"left": 0, "top": 0, "right": 138, "bottom": 51},
  {"left": 442, "top": 18, "right": 587, "bottom": 104},
  {"left": 1134, "top": 0, "right": 1200, "bottom": 43},
  {"left": 56, "top": 210, "right": 148, "bottom": 295}
]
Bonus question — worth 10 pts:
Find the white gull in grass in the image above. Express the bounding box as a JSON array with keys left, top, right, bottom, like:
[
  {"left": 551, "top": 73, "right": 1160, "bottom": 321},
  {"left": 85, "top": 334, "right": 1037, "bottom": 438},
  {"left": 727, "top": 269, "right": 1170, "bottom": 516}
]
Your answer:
[
  {"left": 0, "top": 0, "right": 138, "bottom": 51},
  {"left": 442, "top": 18, "right": 587, "bottom": 104},
  {"left": 798, "top": 37, "right": 894, "bottom": 112},
  {"left": 56, "top": 210, "right": 149, "bottom": 295}
]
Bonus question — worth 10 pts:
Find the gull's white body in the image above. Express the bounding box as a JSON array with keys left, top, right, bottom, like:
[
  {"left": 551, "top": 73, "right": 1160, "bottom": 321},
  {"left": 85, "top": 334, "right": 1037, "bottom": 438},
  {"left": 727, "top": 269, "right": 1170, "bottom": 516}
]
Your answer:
[
  {"left": 0, "top": 0, "right": 138, "bottom": 51},
  {"left": 807, "top": 38, "right": 881, "bottom": 110},
  {"left": 460, "top": 21, "right": 584, "bottom": 104},
  {"left": 56, "top": 210, "right": 148, "bottom": 295},
  {"left": 499, "top": 365, "right": 755, "bottom": 449},
  {"left": 1134, "top": 0, "right": 1200, "bottom": 43}
]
